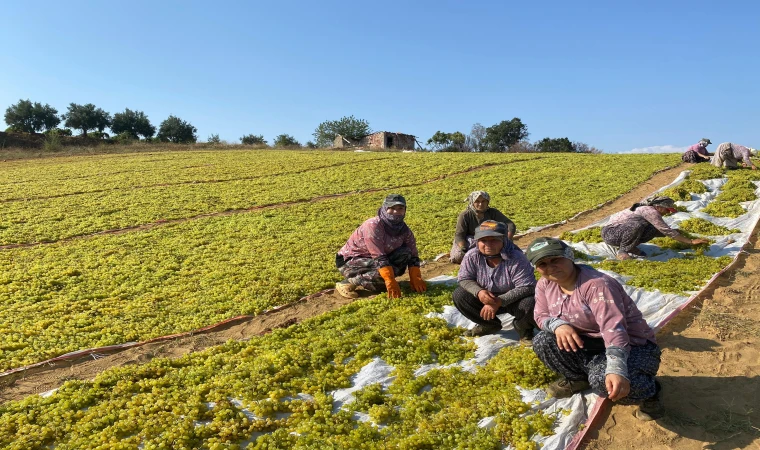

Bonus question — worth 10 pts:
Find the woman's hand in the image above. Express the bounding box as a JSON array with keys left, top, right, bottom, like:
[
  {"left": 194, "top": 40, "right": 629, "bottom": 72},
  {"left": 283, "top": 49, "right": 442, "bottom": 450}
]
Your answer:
[
  {"left": 691, "top": 238, "right": 710, "bottom": 245},
  {"left": 477, "top": 290, "right": 500, "bottom": 308},
  {"left": 480, "top": 304, "right": 497, "bottom": 320},
  {"left": 605, "top": 374, "right": 631, "bottom": 401},
  {"left": 554, "top": 324, "right": 584, "bottom": 352}
]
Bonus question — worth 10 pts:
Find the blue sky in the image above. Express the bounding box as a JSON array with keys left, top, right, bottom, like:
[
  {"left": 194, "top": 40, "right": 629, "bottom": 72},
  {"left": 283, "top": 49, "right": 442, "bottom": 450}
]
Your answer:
[{"left": 2, "top": 1, "right": 758, "bottom": 153}]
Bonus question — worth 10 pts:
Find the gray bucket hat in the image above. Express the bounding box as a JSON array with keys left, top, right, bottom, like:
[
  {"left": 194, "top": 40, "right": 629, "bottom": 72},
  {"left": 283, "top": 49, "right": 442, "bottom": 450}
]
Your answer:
[{"left": 525, "top": 237, "right": 575, "bottom": 265}]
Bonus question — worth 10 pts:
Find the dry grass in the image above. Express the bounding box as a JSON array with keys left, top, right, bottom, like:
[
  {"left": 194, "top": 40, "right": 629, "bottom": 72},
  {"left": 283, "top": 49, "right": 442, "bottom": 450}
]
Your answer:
[{"left": 695, "top": 303, "right": 760, "bottom": 341}]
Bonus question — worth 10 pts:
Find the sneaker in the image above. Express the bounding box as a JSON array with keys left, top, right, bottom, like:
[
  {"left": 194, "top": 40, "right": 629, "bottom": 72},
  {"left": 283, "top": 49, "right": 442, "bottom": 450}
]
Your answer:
[
  {"left": 335, "top": 282, "right": 359, "bottom": 299},
  {"left": 546, "top": 378, "right": 590, "bottom": 398},
  {"left": 464, "top": 324, "right": 502, "bottom": 337},
  {"left": 635, "top": 380, "right": 663, "bottom": 421}
]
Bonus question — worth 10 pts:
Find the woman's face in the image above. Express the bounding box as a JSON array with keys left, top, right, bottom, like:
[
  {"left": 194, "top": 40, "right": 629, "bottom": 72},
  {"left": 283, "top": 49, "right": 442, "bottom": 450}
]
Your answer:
[
  {"left": 655, "top": 205, "right": 676, "bottom": 216},
  {"left": 473, "top": 196, "right": 489, "bottom": 213},
  {"left": 535, "top": 256, "right": 575, "bottom": 284},
  {"left": 477, "top": 236, "right": 503, "bottom": 256},
  {"left": 386, "top": 205, "right": 406, "bottom": 217}
]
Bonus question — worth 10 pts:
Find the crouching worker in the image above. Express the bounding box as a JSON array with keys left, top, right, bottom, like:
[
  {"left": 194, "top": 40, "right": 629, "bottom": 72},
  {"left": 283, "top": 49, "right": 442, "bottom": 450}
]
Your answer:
[
  {"left": 335, "top": 194, "right": 427, "bottom": 299},
  {"left": 601, "top": 195, "right": 709, "bottom": 260},
  {"left": 452, "top": 220, "right": 537, "bottom": 342},
  {"left": 526, "top": 237, "right": 663, "bottom": 421},
  {"left": 450, "top": 191, "right": 516, "bottom": 264},
  {"left": 711, "top": 142, "right": 757, "bottom": 170}
]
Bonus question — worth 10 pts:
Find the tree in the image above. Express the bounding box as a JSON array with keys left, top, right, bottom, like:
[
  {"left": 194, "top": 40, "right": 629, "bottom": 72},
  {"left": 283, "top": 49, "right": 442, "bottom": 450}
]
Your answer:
[
  {"left": 4, "top": 99, "right": 61, "bottom": 133},
  {"left": 481, "top": 118, "right": 529, "bottom": 152},
  {"left": 466, "top": 123, "right": 487, "bottom": 152},
  {"left": 63, "top": 103, "right": 111, "bottom": 137},
  {"left": 426, "top": 131, "right": 467, "bottom": 152},
  {"left": 207, "top": 134, "right": 221, "bottom": 144},
  {"left": 273, "top": 134, "right": 301, "bottom": 148},
  {"left": 535, "top": 137, "right": 574, "bottom": 153},
  {"left": 240, "top": 134, "right": 267, "bottom": 145},
  {"left": 313, "top": 115, "right": 371, "bottom": 148},
  {"left": 427, "top": 131, "right": 452, "bottom": 151},
  {"left": 572, "top": 141, "right": 603, "bottom": 154},
  {"left": 111, "top": 108, "right": 156, "bottom": 139},
  {"left": 157, "top": 115, "right": 197, "bottom": 143},
  {"left": 305, "top": 141, "right": 317, "bottom": 149}
]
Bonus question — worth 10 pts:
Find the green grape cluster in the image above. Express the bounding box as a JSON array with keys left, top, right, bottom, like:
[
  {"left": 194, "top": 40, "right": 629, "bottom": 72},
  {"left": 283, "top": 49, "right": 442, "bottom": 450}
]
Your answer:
[
  {"left": 560, "top": 227, "right": 603, "bottom": 243},
  {"left": 597, "top": 255, "right": 732, "bottom": 294},
  {"left": 678, "top": 218, "right": 740, "bottom": 236},
  {"left": 661, "top": 177, "right": 707, "bottom": 201},
  {"left": 702, "top": 174, "right": 758, "bottom": 218}
]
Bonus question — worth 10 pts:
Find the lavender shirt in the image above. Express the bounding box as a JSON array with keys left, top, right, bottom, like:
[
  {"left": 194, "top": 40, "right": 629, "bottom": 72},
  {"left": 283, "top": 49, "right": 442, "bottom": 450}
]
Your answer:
[
  {"left": 732, "top": 144, "right": 753, "bottom": 166},
  {"left": 338, "top": 217, "right": 419, "bottom": 267},
  {"left": 687, "top": 143, "right": 709, "bottom": 156},
  {"left": 457, "top": 240, "right": 536, "bottom": 295},
  {"left": 534, "top": 264, "right": 656, "bottom": 378},
  {"left": 605, "top": 206, "right": 680, "bottom": 238}
]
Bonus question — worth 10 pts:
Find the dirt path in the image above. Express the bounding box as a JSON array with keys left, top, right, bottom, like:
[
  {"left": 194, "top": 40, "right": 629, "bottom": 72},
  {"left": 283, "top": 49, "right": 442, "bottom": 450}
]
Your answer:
[
  {"left": 581, "top": 228, "right": 760, "bottom": 449},
  {"left": 0, "top": 163, "right": 685, "bottom": 403}
]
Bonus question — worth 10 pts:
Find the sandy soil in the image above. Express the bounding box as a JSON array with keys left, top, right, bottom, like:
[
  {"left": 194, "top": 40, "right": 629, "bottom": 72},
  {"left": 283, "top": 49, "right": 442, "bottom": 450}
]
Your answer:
[
  {"left": 0, "top": 164, "right": 689, "bottom": 406},
  {"left": 581, "top": 229, "right": 760, "bottom": 449}
]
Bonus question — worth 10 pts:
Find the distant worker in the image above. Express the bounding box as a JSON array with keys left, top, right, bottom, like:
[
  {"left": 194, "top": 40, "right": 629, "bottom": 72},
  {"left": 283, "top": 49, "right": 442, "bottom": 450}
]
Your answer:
[
  {"left": 335, "top": 194, "right": 427, "bottom": 299},
  {"left": 601, "top": 196, "right": 709, "bottom": 260},
  {"left": 526, "top": 237, "right": 663, "bottom": 421},
  {"left": 681, "top": 138, "right": 712, "bottom": 163},
  {"left": 711, "top": 142, "right": 757, "bottom": 170},
  {"left": 452, "top": 220, "right": 537, "bottom": 342},
  {"left": 449, "top": 191, "right": 516, "bottom": 264}
]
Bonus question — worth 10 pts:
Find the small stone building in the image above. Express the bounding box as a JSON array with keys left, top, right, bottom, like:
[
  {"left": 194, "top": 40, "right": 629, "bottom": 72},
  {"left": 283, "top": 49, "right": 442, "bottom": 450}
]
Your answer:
[{"left": 333, "top": 131, "right": 417, "bottom": 150}]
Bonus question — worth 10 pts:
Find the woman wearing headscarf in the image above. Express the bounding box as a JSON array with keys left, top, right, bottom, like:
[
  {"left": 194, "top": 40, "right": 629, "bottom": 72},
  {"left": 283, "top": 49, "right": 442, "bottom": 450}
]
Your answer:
[
  {"left": 601, "top": 195, "right": 709, "bottom": 260},
  {"left": 449, "top": 191, "right": 516, "bottom": 264},
  {"left": 681, "top": 138, "right": 712, "bottom": 163},
  {"left": 453, "top": 220, "right": 537, "bottom": 342},
  {"left": 526, "top": 237, "right": 663, "bottom": 421},
  {"left": 711, "top": 142, "right": 758, "bottom": 170},
  {"left": 335, "top": 194, "right": 427, "bottom": 299}
]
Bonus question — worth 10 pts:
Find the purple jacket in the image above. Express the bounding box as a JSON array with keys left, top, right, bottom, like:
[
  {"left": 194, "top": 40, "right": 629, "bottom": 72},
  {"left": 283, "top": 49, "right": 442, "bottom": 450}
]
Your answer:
[{"left": 338, "top": 217, "right": 419, "bottom": 267}]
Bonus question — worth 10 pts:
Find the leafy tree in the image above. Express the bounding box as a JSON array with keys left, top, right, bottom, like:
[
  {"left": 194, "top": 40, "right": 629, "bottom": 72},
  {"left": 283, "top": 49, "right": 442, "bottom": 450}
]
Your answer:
[
  {"left": 535, "top": 137, "right": 574, "bottom": 153},
  {"left": 63, "top": 103, "right": 111, "bottom": 136},
  {"left": 4, "top": 99, "right": 61, "bottom": 133},
  {"left": 111, "top": 108, "right": 156, "bottom": 139},
  {"left": 305, "top": 141, "right": 317, "bottom": 149},
  {"left": 157, "top": 115, "right": 197, "bottom": 143},
  {"left": 273, "top": 134, "right": 301, "bottom": 148},
  {"left": 313, "top": 115, "right": 371, "bottom": 148},
  {"left": 482, "top": 118, "right": 529, "bottom": 152},
  {"left": 240, "top": 134, "right": 267, "bottom": 145},
  {"left": 427, "top": 130, "right": 468, "bottom": 152},
  {"left": 207, "top": 134, "right": 221, "bottom": 144},
  {"left": 427, "top": 131, "right": 452, "bottom": 151}
]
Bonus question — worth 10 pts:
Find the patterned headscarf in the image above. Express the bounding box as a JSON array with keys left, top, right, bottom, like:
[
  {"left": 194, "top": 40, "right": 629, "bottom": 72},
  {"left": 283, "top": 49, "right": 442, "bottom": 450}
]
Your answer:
[
  {"left": 377, "top": 198, "right": 409, "bottom": 236},
  {"left": 466, "top": 191, "right": 490, "bottom": 213},
  {"left": 630, "top": 195, "right": 676, "bottom": 212}
]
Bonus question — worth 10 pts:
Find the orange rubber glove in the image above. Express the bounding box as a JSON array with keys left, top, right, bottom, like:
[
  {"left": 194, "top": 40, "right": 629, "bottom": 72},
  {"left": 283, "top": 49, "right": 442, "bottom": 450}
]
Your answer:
[
  {"left": 378, "top": 266, "right": 402, "bottom": 298},
  {"left": 408, "top": 266, "right": 427, "bottom": 293}
]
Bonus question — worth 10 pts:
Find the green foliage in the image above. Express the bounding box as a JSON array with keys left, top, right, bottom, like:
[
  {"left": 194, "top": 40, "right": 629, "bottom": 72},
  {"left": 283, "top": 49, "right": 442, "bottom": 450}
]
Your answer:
[
  {"left": 678, "top": 218, "right": 739, "bottom": 236},
  {"left": 63, "top": 103, "right": 111, "bottom": 136},
  {"left": 535, "top": 137, "right": 574, "bottom": 153},
  {"left": 482, "top": 118, "right": 529, "bottom": 152},
  {"left": 110, "top": 108, "right": 156, "bottom": 139},
  {"left": 207, "top": 134, "right": 221, "bottom": 144},
  {"left": 661, "top": 178, "right": 707, "bottom": 201},
  {"left": 43, "top": 128, "right": 72, "bottom": 136},
  {"left": 427, "top": 130, "right": 466, "bottom": 151},
  {"left": 597, "top": 256, "right": 732, "bottom": 294},
  {"left": 4, "top": 99, "right": 61, "bottom": 133},
  {"left": 157, "top": 115, "right": 197, "bottom": 143},
  {"left": 42, "top": 130, "right": 63, "bottom": 152},
  {"left": 273, "top": 134, "right": 301, "bottom": 148},
  {"left": 313, "top": 115, "right": 371, "bottom": 148},
  {"left": 560, "top": 227, "right": 603, "bottom": 243},
  {"left": 240, "top": 134, "right": 267, "bottom": 145}
]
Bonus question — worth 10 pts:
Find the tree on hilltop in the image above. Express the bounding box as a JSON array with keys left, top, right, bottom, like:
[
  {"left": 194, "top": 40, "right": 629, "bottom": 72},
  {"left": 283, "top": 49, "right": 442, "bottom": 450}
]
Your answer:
[
  {"left": 157, "top": 115, "right": 197, "bottom": 143},
  {"left": 240, "top": 134, "right": 267, "bottom": 145},
  {"left": 63, "top": 103, "right": 111, "bottom": 137},
  {"left": 535, "top": 137, "right": 574, "bottom": 153},
  {"left": 481, "top": 118, "right": 529, "bottom": 152},
  {"left": 273, "top": 134, "right": 301, "bottom": 148},
  {"left": 111, "top": 108, "right": 156, "bottom": 139},
  {"left": 313, "top": 115, "right": 371, "bottom": 148},
  {"left": 4, "top": 99, "right": 61, "bottom": 133}
]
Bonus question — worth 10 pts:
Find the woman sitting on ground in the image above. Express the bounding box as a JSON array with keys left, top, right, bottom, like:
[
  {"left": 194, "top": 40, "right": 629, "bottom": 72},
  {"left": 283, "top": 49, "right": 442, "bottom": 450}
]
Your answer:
[
  {"left": 681, "top": 138, "right": 712, "bottom": 163},
  {"left": 335, "top": 194, "right": 427, "bottom": 299},
  {"left": 601, "top": 195, "right": 709, "bottom": 260},
  {"left": 452, "top": 220, "right": 537, "bottom": 342},
  {"left": 526, "top": 237, "right": 663, "bottom": 421},
  {"left": 450, "top": 191, "right": 516, "bottom": 264}
]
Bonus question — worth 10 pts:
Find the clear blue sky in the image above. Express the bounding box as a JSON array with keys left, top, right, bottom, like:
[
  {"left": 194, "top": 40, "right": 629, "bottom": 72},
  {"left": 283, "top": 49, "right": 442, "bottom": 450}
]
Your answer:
[{"left": 2, "top": 1, "right": 758, "bottom": 153}]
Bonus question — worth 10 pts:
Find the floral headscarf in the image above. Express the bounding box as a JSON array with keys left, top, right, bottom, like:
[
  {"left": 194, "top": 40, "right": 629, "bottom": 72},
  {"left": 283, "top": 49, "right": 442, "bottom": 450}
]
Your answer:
[{"left": 466, "top": 191, "right": 490, "bottom": 213}]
